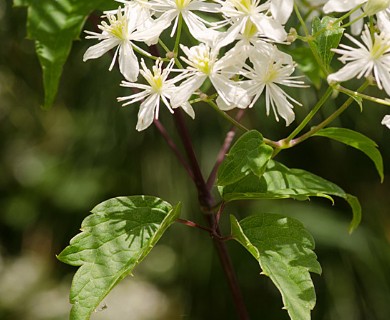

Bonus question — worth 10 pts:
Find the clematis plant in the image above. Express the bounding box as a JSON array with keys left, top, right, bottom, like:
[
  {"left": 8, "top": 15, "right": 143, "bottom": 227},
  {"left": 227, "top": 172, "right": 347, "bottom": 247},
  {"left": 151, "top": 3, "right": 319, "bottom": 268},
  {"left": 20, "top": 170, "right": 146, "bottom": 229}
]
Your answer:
[{"left": 15, "top": 0, "right": 390, "bottom": 319}]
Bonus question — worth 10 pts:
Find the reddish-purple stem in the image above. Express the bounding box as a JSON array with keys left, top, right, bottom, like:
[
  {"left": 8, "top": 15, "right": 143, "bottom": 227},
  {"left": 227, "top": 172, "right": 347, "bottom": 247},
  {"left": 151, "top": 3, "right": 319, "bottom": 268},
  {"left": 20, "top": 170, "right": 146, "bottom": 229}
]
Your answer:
[
  {"left": 153, "top": 119, "right": 194, "bottom": 181},
  {"left": 172, "top": 109, "right": 249, "bottom": 320},
  {"left": 206, "top": 109, "right": 246, "bottom": 190}
]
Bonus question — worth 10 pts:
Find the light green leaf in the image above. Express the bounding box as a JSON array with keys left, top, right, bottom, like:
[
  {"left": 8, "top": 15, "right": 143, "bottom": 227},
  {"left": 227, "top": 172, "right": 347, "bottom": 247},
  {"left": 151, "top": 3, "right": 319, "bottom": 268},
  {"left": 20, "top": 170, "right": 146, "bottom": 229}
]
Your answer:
[
  {"left": 313, "top": 127, "right": 384, "bottom": 182},
  {"left": 14, "top": 0, "right": 112, "bottom": 109},
  {"left": 231, "top": 214, "right": 321, "bottom": 320},
  {"left": 311, "top": 16, "right": 344, "bottom": 70},
  {"left": 217, "top": 130, "right": 274, "bottom": 186},
  {"left": 220, "top": 160, "right": 361, "bottom": 232},
  {"left": 57, "top": 196, "right": 181, "bottom": 320}
]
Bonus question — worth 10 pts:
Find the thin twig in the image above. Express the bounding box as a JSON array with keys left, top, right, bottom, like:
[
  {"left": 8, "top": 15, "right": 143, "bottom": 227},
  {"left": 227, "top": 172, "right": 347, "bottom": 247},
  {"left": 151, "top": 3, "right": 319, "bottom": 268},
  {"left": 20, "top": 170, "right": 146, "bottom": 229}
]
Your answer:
[
  {"left": 153, "top": 119, "right": 194, "bottom": 181},
  {"left": 206, "top": 109, "right": 246, "bottom": 190}
]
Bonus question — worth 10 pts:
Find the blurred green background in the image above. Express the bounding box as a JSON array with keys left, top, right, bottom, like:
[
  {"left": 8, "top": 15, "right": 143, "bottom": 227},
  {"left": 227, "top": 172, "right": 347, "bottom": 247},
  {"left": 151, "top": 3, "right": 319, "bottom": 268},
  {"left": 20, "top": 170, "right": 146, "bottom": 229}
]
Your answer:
[{"left": 1, "top": 1, "right": 390, "bottom": 319}]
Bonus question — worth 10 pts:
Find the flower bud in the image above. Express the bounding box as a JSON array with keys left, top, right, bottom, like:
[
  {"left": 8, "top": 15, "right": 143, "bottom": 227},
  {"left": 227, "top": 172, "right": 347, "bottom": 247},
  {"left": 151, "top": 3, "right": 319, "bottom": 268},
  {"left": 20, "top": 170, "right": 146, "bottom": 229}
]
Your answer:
[{"left": 364, "top": 0, "right": 390, "bottom": 16}]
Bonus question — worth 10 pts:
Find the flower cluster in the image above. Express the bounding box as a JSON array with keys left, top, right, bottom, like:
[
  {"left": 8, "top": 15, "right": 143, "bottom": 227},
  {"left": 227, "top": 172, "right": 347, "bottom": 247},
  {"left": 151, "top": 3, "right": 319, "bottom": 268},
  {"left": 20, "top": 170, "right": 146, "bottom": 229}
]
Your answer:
[{"left": 83, "top": 0, "right": 390, "bottom": 130}]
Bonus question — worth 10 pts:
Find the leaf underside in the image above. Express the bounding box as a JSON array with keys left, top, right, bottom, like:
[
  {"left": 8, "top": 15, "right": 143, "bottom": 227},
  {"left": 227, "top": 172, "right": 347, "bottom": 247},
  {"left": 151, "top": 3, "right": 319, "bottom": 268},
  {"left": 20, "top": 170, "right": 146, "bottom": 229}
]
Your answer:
[
  {"left": 314, "top": 127, "right": 384, "bottom": 182},
  {"left": 14, "top": 0, "right": 112, "bottom": 109}
]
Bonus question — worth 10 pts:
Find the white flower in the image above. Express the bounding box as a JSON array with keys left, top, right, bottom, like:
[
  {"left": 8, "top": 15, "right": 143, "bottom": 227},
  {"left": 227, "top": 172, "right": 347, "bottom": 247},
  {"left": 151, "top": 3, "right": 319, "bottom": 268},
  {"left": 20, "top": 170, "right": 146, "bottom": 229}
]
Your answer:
[
  {"left": 118, "top": 59, "right": 194, "bottom": 131},
  {"left": 216, "top": 0, "right": 288, "bottom": 45},
  {"left": 83, "top": 6, "right": 158, "bottom": 81},
  {"left": 133, "top": 0, "right": 221, "bottom": 45},
  {"left": 327, "top": 25, "right": 390, "bottom": 96},
  {"left": 323, "top": 0, "right": 390, "bottom": 34},
  {"left": 381, "top": 114, "right": 390, "bottom": 128},
  {"left": 323, "top": 0, "right": 366, "bottom": 13},
  {"left": 241, "top": 46, "right": 305, "bottom": 125},
  {"left": 377, "top": 8, "right": 390, "bottom": 33},
  {"left": 171, "top": 43, "right": 250, "bottom": 110}
]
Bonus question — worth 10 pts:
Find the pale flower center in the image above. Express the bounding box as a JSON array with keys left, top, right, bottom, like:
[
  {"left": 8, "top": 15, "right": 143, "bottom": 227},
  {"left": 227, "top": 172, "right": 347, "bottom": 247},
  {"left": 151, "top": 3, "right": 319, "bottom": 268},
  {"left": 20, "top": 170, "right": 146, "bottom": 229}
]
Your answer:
[
  {"left": 175, "top": 0, "right": 192, "bottom": 10},
  {"left": 242, "top": 20, "right": 258, "bottom": 39},
  {"left": 99, "top": 10, "right": 128, "bottom": 40},
  {"left": 146, "top": 66, "right": 164, "bottom": 93},
  {"left": 262, "top": 63, "right": 279, "bottom": 84},
  {"left": 371, "top": 33, "right": 390, "bottom": 60},
  {"left": 229, "top": 0, "right": 253, "bottom": 14},
  {"left": 187, "top": 45, "right": 213, "bottom": 75}
]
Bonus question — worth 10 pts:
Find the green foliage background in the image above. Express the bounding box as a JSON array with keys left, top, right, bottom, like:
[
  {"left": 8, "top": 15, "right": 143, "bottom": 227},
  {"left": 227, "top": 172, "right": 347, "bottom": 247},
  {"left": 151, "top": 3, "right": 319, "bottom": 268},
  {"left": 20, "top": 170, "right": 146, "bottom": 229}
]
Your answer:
[{"left": 1, "top": 0, "right": 390, "bottom": 319}]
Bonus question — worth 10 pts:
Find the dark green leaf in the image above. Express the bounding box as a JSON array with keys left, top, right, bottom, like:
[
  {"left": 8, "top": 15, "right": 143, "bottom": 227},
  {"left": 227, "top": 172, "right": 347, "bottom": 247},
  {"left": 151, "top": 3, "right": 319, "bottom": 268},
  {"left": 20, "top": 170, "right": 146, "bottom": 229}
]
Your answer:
[
  {"left": 311, "top": 16, "right": 344, "bottom": 70},
  {"left": 217, "top": 130, "right": 274, "bottom": 186},
  {"left": 289, "top": 46, "right": 322, "bottom": 89},
  {"left": 231, "top": 213, "right": 321, "bottom": 320},
  {"left": 57, "top": 196, "right": 181, "bottom": 320},
  {"left": 14, "top": 0, "right": 112, "bottom": 109},
  {"left": 220, "top": 160, "right": 361, "bottom": 232},
  {"left": 313, "top": 127, "right": 384, "bottom": 182}
]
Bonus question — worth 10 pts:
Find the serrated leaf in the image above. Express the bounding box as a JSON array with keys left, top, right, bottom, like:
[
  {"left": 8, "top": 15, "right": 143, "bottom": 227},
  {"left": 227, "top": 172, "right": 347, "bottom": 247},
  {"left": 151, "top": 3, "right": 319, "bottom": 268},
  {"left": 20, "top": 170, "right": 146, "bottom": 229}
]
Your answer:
[
  {"left": 220, "top": 160, "right": 361, "bottom": 232},
  {"left": 313, "top": 127, "right": 384, "bottom": 182},
  {"left": 231, "top": 214, "right": 321, "bottom": 320},
  {"left": 14, "top": 0, "right": 112, "bottom": 109},
  {"left": 57, "top": 196, "right": 181, "bottom": 320},
  {"left": 311, "top": 16, "right": 344, "bottom": 70},
  {"left": 217, "top": 130, "right": 274, "bottom": 186}
]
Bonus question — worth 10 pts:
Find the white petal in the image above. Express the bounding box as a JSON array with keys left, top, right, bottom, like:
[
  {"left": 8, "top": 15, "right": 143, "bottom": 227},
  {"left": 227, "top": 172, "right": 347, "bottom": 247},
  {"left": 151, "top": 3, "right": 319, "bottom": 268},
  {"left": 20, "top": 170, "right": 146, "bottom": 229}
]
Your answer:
[
  {"left": 211, "top": 75, "right": 250, "bottom": 109},
  {"left": 136, "top": 94, "right": 159, "bottom": 131},
  {"left": 252, "top": 14, "right": 287, "bottom": 42},
  {"left": 381, "top": 114, "right": 390, "bottom": 128},
  {"left": 270, "top": 0, "right": 293, "bottom": 24},
  {"left": 83, "top": 38, "right": 119, "bottom": 61},
  {"left": 183, "top": 12, "right": 221, "bottom": 45},
  {"left": 323, "top": 0, "right": 366, "bottom": 13},
  {"left": 170, "top": 74, "right": 206, "bottom": 107},
  {"left": 179, "top": 102, "right": 196, "bottom": 119},
  {"left": 350, "top": 8, "right": 364, "bottom": 35},
  {"left": 119, "top": 42, "right": 139, "bottom": 82},
  {"left": 327, "top": 60, "right": 367, "bottom": 83}
]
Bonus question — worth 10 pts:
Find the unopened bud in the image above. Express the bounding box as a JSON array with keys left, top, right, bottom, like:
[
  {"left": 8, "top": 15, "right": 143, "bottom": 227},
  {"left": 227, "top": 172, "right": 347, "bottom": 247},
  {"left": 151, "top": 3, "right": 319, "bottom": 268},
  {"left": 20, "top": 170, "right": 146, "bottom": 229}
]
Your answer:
[
  {"left": 166, "top": 51, "right": 175, "bottom": 59},
  {"left": 364, "top": 0, "right": 390, "bottom": 16},
  {"left": 286, "top": 28, "right": 297, "bottom": 43}
]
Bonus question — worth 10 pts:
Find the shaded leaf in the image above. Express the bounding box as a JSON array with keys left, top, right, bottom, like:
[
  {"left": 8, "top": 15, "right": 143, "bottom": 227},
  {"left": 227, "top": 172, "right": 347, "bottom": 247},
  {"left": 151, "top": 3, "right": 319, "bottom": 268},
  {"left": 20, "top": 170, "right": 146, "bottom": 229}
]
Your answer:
[
  {"left": 217, "top": 130, "right": 274, "bottom": 186},
  {"left": 231, "top": 213, "right": 321, "bottom": 320},
  {"left": 220, "top": 160, "right": 361, "bottom": 232},
  {"left": 57, "top": 196, "right": 181, "bottom": 320},
  {"left": 314, "top": 127, "right": 384, "bottom": 182},
  {"left": 14, "top": 0, "right": 112, "bottom": 109}
]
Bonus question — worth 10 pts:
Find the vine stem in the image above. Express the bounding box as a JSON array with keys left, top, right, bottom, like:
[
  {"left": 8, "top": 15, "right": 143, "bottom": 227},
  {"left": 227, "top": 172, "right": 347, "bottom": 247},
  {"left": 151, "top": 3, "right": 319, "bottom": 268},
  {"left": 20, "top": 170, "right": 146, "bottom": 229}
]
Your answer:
[{"left": 172, "top": 109, "right": 250, "bottom": 320}]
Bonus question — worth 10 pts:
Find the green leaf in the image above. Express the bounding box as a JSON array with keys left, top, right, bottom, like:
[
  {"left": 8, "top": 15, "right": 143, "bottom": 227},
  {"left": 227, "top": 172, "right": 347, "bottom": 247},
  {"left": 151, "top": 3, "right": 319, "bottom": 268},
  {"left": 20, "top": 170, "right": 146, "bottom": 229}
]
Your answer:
[
  {"left": 57, "top": 196, "right": 181, "bottom": 320},
  {"left": 14, "top": 0, "right": 112, "bottom": 109},
  {"left": 231, "top": 214, "right": 321, "bottom": 320},
  {"left": 217, "top": 130, "right": 274, "bottom": 186},
  {"left": 311, "top": 16, "right": 344, "bottom": 70},
  {"left": 313, "top": 127, "right": 384, "bottom": 182},
  {"left": 220, "top": 160, "right": 361, "bottom": 232},
  {"left": 289, "top": 46, "right": 322, "bottom": 89}
]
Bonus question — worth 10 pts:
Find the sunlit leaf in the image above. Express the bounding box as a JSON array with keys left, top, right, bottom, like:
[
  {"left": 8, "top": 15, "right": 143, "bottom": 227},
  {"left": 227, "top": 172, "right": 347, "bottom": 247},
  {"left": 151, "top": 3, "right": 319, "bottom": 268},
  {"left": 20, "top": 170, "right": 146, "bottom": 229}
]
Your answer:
[
  {"left": 217, "top": 130, "right": 273, "bottom": 186},
  {"left": 231, "top": 213, "right": 321, "bottom": 320},
  {"left": 57, "top": 196, "right": 181, "bottom": 320},
  {"left": 220, "top": 160, "right": 361, "bottom": 232}
]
